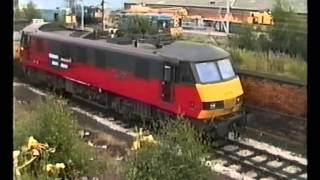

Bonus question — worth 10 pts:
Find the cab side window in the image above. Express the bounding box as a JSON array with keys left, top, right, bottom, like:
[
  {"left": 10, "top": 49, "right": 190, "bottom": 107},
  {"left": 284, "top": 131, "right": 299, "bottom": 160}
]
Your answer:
[
  {"left": 21, "top": 32, "right": 30, "bottom": 47},
  {"left": 178, "top": 62, "right": 194, "bottom": 84}
]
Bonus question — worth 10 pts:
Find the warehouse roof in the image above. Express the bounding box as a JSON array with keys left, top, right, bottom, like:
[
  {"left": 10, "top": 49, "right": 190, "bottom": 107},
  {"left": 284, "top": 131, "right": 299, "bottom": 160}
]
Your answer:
[{"left": 125, "top": 0, "right": 307, "bottom": 14}]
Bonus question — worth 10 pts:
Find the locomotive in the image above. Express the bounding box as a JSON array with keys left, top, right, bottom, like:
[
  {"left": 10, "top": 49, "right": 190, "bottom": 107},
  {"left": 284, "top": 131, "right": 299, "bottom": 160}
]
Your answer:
[{"left": 19, "top": 22, "right": 250, "bottom": 137}]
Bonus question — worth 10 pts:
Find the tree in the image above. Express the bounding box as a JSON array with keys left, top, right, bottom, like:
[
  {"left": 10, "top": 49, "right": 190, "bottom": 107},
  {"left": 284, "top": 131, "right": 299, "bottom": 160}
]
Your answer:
[
  {"left": 257, "top": 33, "right": 271, "bottom": 55},
  {"left": 118, "top": 15, "right": 158, "bottom": 39},
  {"left": 229, "top": 24, "right": 256, "bottom": 50},
  {"left": 22, "top": 1, "right": 41, "bottom": 21},
  {"left": 269, "top": 0, "right": 307, "bottom": 60}
]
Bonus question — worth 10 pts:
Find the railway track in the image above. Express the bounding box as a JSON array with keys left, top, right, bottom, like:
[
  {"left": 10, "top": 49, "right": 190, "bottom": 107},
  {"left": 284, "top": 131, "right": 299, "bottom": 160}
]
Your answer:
[
  {"left": 210, "top": 138, "right": 307, "bottom": 180},
  {"left": 13, "top": 77, "right": 307, "bottom": 180}
]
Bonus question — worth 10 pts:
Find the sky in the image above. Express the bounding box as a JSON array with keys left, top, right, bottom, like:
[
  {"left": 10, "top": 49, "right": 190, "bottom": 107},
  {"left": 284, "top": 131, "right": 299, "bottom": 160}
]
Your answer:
[{"left": 19, "top": 0, "right": 127, "bottom": 10}]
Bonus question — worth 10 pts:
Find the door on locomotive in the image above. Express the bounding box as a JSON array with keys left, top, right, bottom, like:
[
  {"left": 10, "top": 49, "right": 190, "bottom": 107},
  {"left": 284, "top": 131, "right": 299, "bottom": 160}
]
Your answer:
[
  {"left": 161, "top": 63, "right": 175, "bottom": 102},
  {"left": 20, "top": 32, "right": 31, "bottom": 61}
]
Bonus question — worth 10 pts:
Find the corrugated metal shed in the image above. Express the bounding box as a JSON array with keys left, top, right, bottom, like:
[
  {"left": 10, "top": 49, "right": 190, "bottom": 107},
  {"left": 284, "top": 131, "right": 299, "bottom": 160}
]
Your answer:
[{"left": 125, "top": 0, "right": 307, "bottom": 14}]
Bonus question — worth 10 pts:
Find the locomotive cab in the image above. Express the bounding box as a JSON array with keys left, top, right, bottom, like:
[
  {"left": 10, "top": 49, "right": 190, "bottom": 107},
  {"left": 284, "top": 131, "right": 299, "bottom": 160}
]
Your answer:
[
  {"left": 161, "top": 41, "right": 247, "bottom": 137},
  {"left": 176, "top": 58, "right": 244, "bottom": 121},
  {"left": 192, "top": 58, "right": 243, "bottom": 120},
  {"left": 161, "top": 41, "right": 244, "bottom": 121}
]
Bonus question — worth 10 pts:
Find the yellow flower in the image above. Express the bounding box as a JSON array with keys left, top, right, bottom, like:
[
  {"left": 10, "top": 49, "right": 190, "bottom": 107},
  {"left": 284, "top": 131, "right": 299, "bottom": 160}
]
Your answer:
[
  {"left": 46, "top": 164, "right": 54, "bottom": 172},
  {"left": 27, "top": 136, "right": 39, "bottom": 150},
  {"left": 32, "top": 149, "right": 40, "bottom": 156},
  {"left": 13, "top": 150, "right": 20, "bottom": 158},
  {"left": 48, "top": 147, "right": 56, "bottom": 153},
  {"left": 131, "top": 140, "right": 141, "bottom": 151},
  {"left": 13, "top": 150, "right": 20, "bottom": 168},
  {"left": 55, "top": 163, "right": 65, "bottom": 169},
  {"left": 142, "top": 135, "right": 157, "bottom": 143}
]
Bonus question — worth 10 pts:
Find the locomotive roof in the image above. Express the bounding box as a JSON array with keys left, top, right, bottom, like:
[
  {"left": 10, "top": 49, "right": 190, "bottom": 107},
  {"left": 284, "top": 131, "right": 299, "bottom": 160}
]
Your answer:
[
  {"left": 25, "top": 23, "right": 230, "bottom": 63},
  {"left": 160, "top": 41, "right": 229, "bottom": 62}
]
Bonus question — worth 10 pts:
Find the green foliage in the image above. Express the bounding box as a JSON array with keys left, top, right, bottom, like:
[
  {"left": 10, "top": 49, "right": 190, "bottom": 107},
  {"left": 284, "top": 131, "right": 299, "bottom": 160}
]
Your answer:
[
  {"left": 118, "top": 15, "right": 159, "bottom": 38},
  {"left": 22, "top": 1, "right": 42, "bottom": 21},
  {"left": 125, "top": 119, "right": 212, "bottom": 180},
  {"left": 269, "top": 0, "right": 307, "bottom": 60},
  {"left": 229, "top": 24, "right": 256, "bottom": 50},
  {"left": 230, "top": 48, "right": 307, "bottom": 81},
  {"left": 229, "top": 0, "right": 307, "bottom": 60},
  {"left": 256, "top": 33, "right": 271, "bottom": 54},
  {"left": 14, "top": 96, "right": 104, "bottom": 178}
]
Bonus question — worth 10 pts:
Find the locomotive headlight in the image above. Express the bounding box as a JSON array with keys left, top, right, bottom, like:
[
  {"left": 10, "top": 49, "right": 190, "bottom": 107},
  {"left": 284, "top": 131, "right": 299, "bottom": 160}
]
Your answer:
[
  {"left": 236, "top": 96, "right": 243, "bottom": 104},
  {"left": 203, "top": 101, "right": 224, "bottom": 110},
  {"left": 209, "top": 103, "right": 216, "bottom": 109}
]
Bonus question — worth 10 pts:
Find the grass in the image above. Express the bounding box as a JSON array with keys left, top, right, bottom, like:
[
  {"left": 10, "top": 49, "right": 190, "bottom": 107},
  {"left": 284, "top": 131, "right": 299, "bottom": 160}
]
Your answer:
[
  {"left": 179, "top": 35, "right": 229, "bottom": 48},
  {"left": 229, "top": 48, "right": 307, "bottom": 82}
]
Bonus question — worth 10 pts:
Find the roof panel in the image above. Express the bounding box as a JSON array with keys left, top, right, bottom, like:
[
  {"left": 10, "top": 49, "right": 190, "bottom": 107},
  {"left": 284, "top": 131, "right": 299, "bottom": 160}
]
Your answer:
[{"left": 160, "top": 41, "right": 230, "bottom": 61}]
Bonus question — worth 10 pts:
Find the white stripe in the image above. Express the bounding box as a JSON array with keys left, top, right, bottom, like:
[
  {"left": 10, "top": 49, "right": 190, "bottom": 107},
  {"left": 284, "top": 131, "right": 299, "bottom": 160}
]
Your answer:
[
  {"left": 60, "top": 57, "right": 72, "bottom": 63},
  {"left": 49, "top": 53, "right": 59, "bottom": 59},
  {"left": 60, "top": 63, "right": 69, "bottom": 69},
  {"left": 64, "top": 77, "right": 90, "bottom": 86},
  {"left": 51, "top": 61, "right": 59, "bottom": 66}
]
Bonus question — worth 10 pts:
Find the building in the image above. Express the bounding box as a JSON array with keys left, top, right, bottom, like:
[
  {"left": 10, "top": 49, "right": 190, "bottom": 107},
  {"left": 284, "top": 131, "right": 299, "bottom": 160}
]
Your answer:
[{"left": 124, "top": 0, "right": 307, "bottom": 23}]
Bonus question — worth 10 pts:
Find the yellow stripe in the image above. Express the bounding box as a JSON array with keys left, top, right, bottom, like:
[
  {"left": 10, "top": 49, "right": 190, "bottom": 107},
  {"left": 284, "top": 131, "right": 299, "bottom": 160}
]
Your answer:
[
  {"left": 195, "top": 77, "right": 244, "bottom": 102},
  {"left": 197, "top": 105, "right": 241, "bottom": 120}
]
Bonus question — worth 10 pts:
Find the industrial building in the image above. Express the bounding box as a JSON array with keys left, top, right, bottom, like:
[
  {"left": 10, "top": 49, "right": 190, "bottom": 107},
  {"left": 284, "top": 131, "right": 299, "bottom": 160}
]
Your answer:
[{"left": 124, "top": 0, "right": 307, "bottom": 23}]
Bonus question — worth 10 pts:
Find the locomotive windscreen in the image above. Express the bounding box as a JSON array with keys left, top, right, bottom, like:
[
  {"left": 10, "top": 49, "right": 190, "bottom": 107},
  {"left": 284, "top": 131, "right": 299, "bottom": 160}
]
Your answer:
[{"left": 194, "top": 58, "right": 236, "bottom": 83}]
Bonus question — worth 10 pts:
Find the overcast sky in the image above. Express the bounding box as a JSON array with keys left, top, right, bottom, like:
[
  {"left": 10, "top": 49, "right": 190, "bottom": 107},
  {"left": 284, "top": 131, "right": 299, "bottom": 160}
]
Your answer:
[{"left": 19, "top": 0, "right": 127, "bottom": 10}]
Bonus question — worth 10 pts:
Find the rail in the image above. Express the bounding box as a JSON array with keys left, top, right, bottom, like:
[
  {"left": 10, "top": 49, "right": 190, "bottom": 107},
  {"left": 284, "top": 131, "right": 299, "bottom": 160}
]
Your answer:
[{"left": 212, "top": 139, "right": 307, "bottom": 180}]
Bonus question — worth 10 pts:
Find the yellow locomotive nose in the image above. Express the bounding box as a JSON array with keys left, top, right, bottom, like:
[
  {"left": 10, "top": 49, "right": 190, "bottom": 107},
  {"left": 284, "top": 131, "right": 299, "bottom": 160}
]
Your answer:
[{"left": 195, "top": 77, "right": 244, "bottom": 120}]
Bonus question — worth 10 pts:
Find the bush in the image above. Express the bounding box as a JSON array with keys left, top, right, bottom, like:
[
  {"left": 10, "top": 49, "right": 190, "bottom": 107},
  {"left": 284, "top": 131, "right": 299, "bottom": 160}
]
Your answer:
[
  {"left": 229, "top": 24, "right": 256, "bottom": 50},
  {"left": 118, "top": 15, "right": 159, "bottom": 39},
  {"left": 269, "top": 0, "right": 307, "bottom": 60},
  {"left": 14, "top": 96, "right": 104, "bottom": 178},
  {"left": 124, "top": 119, "right": 213, "bottom": 180}
]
